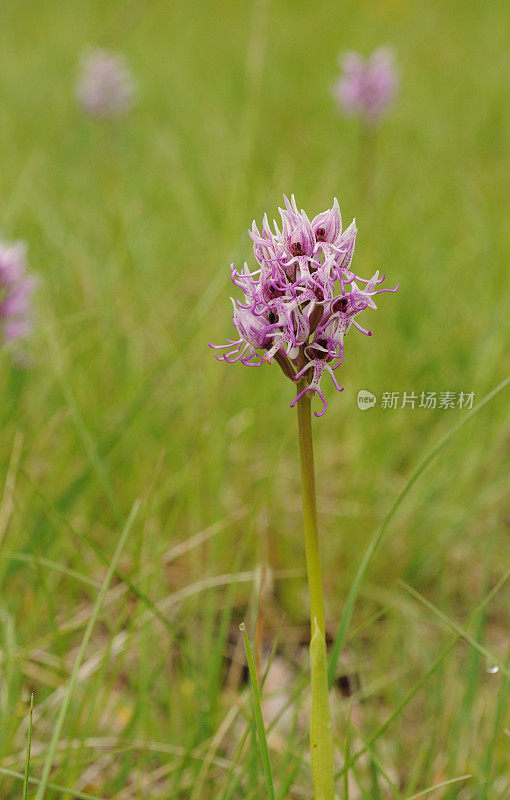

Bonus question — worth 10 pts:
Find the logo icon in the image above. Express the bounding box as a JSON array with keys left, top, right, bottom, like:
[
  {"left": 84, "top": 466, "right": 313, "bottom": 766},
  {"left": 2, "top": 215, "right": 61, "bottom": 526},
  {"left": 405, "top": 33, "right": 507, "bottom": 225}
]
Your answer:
[{"left": 357, "top": 390, "right": 376, "bottom": 410}]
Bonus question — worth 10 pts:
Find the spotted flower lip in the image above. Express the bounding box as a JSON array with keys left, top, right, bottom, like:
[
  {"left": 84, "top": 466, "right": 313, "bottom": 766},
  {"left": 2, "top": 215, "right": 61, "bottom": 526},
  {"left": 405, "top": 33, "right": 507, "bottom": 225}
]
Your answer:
[
  {"left": 334, "top": 47, "right": 399, "bottom": 125},
  {"left": 312, "top": 197, "right": 342, "bottom": 244},
  {"left": 210, "top": 196, "right": 398, "bottom": 417},
  {"left": 0, "top": 240, "right": 36, "bottom": 352},
  {"left": 279, "top": 196, "right": 316, "bottom": 260}
]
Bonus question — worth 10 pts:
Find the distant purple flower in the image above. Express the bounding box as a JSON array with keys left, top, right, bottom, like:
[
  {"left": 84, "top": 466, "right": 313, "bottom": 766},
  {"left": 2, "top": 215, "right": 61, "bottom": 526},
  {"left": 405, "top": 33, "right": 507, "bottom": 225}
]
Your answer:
[
  {"left": 210, "top": 196, "right": 398, "bottom": 417},
  {"left": 0, "top": 240, "right": 36, "bottom": 351},
  {"left": 334, "top": 48, "right": 398, "bottom": 125},
  {"left": 76, "top": 49, "right": 135, "bottom": 118}
]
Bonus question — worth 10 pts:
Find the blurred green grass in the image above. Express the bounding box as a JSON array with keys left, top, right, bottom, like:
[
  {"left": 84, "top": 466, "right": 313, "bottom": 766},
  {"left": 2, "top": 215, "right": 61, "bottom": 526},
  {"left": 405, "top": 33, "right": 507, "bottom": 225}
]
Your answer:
[{"left": 0, "top": 0, "right": 509, "bottom": 797}]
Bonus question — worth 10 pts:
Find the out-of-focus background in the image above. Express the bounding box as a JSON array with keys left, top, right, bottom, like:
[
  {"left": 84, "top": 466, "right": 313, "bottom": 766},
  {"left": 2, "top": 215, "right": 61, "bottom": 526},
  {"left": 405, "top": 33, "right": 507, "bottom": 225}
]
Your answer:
[{"left": 0, "top": 1, "right": 509, "bottom": 798}]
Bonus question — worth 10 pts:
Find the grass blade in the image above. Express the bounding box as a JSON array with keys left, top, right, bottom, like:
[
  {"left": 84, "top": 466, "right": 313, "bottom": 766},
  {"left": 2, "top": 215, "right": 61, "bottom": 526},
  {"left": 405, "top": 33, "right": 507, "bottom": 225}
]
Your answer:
[
  {"left": 22, "top": 693, "right": 34, "bottom": 800},
  {"left": 353, "top": 721, "right": 402, "bottom": 800},
  {"left": 476, "top": 645, "right": 510, "bottom": 800},
  {"left": 328, "top": 375, "right": 510, "bottom": 688},
  {"left": 403, "top": 774, "right": 472, "bottom": 800},
  {"left": 334, "top": 567, "right": 510, "bottom": 779},
  {"left": 344, "top": 701, "right": 352, "bottom": 800},
  {"left": 3, "top": 550, "right": 100, "bottom": 588},
  {"left": 33, "top": 500, "right": 140, "bottom": 800},
  {"left": 240, "top": 623, "right": 275, "bottom": 800},
  {"left": 0, "top": 766, "right": 107, "bottom": 800},
  {"left": 19, "top": 472, "right": 181, "bottom": 638},
  {"left": 399, "top": 580, "right": 510, "bottom": 680}
]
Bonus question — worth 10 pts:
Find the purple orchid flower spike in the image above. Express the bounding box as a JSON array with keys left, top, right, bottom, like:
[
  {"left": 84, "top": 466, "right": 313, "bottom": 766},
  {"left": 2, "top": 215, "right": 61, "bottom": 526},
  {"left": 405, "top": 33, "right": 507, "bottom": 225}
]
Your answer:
[
  {"left": 76, "top": 48, "right": 135, "bottom": 119},
  {"left": 334, "top": 47, "right": 399, "bottom": 126},
  {"left": 210, "top": 196, "right": 398, "bottom": 416},
  {"left": 0, "top": 239, "right": 36, "bottom": 356}
]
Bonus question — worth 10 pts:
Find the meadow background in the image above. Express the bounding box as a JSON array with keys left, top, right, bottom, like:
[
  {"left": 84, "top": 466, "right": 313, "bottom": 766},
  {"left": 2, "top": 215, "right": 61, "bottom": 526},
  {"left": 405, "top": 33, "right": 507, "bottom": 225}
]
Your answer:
[{"left": 0, "top": 0, "right": 509, "bottom": 798}]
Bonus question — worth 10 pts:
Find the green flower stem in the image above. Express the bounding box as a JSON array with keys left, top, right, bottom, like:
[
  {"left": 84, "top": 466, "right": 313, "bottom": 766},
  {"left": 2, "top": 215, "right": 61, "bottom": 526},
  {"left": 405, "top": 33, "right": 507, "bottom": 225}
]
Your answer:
[
  {"left": 296, "top": 381, "right": 325, "bottom": 634},
  {"left": 358, "top": 121, "right": 377, "bottom": 210},
  {"left": 296, "top": 378, "right": 335, "bottom": 800}
]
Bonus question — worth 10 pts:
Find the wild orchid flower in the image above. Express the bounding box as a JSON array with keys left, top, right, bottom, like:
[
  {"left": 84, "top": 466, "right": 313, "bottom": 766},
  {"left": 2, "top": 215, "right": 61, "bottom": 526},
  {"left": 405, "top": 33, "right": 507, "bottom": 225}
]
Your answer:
[
  {"left": 76, "top": 49, "right": 135, "bottom": 118},
  {"left": 334, "top": 47, "right": 399, "bottom": 125},
  {"left": 210, "top": 196, "right": 398, "bottom": 799},
  {"left": 210, "top": 195, "right": 397, "bottom": 417},
  {"left": 0, "top": 240, "right": 36, "bottom": 353}
]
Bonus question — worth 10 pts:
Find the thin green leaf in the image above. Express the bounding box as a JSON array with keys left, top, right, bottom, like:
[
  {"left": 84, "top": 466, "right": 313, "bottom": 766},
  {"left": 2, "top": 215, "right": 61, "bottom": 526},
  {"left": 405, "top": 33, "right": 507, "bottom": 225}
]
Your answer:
[
  {"left": 33, "top": 500, "right": 140, "bottom": 800},
  {"left": 334, "top": 567, "right": 510, "bottom": 779},
  {"left": 0, "top": 766, "right": 107, "bottom": 800},
  {"left": 475, "top": 643, "right": 510, "bottom": 800},
  {"left": 22, "top": 693, "right": 34, "bottom": 800},
  {"left": 328, "top": 375, "right": 510, "bottom": 688},
  {"left": 309, "top": 620, "right": 335, "bottom": 800},
  {"left": 240, "top": 623, "right": 275, "bottom": 800},
  {"left": 344, "top": 701, "right": 352, "bottom": 800},
  {"left": 2, "top": 550, "right": 100, "bottom": 588},
  {"left": 399, "top": 580, "right": 510, "bottom": 680},
  {"left": 353, "top": 721, "right": 402, "bottom": 800},
  {"left": 48, "top": 324, "right": 123, "bottom": 522},
  {"left": 403, "top": 774, "right": 472, "bottom": 800},
  {"left": 19, "top": 471, "right": 181, "bottom": 639}
]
